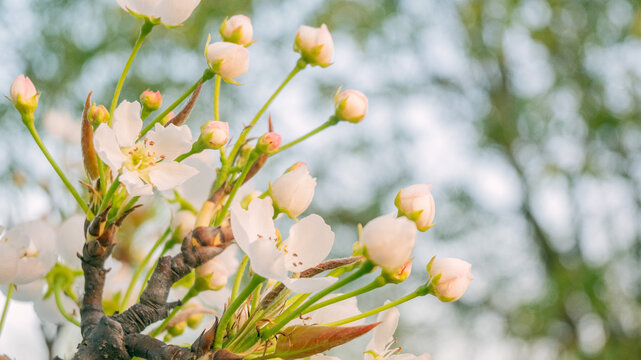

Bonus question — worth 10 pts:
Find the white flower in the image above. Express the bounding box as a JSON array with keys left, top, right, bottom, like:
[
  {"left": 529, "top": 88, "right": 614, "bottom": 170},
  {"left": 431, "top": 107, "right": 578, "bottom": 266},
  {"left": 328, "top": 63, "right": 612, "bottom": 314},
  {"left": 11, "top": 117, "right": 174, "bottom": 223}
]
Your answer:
[
  {"left": 334, "top": 89, "right": 368, "bottom": 123},
  {"left": 205, "top": 41, "right": 250, "bottom": 80},
  {"left": 0, "top": 221, "right": 57, "bottom": 285},
  {"left": 428, "top": 258, "right": 473, "bottom": 302},
  {"left": 294, "top": 24, "right": 334, "bottom": 67},
  {"left": 270, "top": 164, "right": 317, "bottom": 218},
  {"left": 395, "top": 184, "right": 435, "bottom": 232},
  {"left": 231, "top": 198, "right": 336, "bottom": 293},
  {"left": 93, "top": 100, "right": 198, "bottom": 196},
  {"left": 365, "top": 305, "right": 432, "bottom": 360},
  {"left": 116, "top": 0, "right": 201, "bottom": 27},
  {"left": 360, "top": 215, "right": 416, "bottom": 271},
  {"left": 196, "top": 245, "right": 239, "bottom": 290},
  {"left": 220, "top": 15, "right": 253, "bottom": 46},
  {"left": 199, "top": 121, "right": 229, "bottom": 149},
  {"left": 56, "top": 214, "right": 86, "bottom": 267}
]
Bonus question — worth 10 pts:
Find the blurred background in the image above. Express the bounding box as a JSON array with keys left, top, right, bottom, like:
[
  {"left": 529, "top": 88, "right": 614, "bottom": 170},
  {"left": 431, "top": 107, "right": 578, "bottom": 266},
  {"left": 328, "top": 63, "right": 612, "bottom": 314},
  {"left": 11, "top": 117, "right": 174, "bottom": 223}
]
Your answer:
[{"left": 1, "top": 0, "right": 641, "bottom": 358}]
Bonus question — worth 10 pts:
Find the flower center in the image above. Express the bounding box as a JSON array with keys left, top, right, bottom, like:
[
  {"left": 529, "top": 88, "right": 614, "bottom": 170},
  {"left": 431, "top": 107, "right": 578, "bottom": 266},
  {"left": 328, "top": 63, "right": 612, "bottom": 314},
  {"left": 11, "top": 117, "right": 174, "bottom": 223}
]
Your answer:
[{"left": 121, "top": 137, "right": 165, "bottom": 182}]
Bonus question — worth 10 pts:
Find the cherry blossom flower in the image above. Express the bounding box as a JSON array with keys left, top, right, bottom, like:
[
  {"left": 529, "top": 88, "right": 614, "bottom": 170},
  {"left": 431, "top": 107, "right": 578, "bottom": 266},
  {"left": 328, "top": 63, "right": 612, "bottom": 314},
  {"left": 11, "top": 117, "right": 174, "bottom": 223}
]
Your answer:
[
  {"left": 270, "top": 164, "right": 317, "bottom": 218},
  {"left": 428, "top": 257, "right": 473, "bottom": 302},
  {"left": 93, "top": 100, "right": 198, "bottom": 196},
  {"left": 360, "top": 214, "right": 417, "bottom": 271},
  {"left": 0, "top": 221, "right": 57, "bottom": 285},
  {"left": 230, "top": 198, "right": 336, "bottom": 293},
  {"left": 395, "top": 184, "right": 436, "bottom": 232},
  {"left": 116, "top": 0, "right": 201, "bottom": 27}
]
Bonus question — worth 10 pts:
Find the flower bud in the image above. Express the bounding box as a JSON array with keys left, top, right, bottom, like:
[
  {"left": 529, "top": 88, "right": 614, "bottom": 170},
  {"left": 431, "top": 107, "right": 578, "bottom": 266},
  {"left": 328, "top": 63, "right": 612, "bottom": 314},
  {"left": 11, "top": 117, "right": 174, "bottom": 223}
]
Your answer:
[
  {"left": 88, "top": 103, "right": 110, "bottom": 126},
  {"left": 334, "top": 89, "right": 368, "bottom": 123},
  {"left": 427, "top": 257, "right": 473, "bottom": 302},
  {"left": 205, "top": 41, "right": 250, "bottom": 80},
  {"left": 140, "top": 89, "right": 162, "bottom": 111},
  {"left": 9, "top": 75, "right": 39, "bottom": 115},
  {"left": 256, "top": 132, "right": 281, "bottom": 154},
  {"left": 168, "top": 321, "right": 187, "bottom": 336},
  {"left": 395, "top": 184, "right": 435, "bottom": 232},
  {"left": 270, "top": 164, "right": 317, "bottom": 218},
  {"left": 187, "top": 312, "right": 205, "bottom": 329},
  {"left": 220, "top": 15, "right": 254, "bottom": 46},
  {"left": 294, "top": 24, "right": 334, "bottom": 67},
  {"left": 199, "top": 121, "right": 229, "bottom": 149},
  {"left": 361, "top": 214, "right": 416, "bottom": 271}
]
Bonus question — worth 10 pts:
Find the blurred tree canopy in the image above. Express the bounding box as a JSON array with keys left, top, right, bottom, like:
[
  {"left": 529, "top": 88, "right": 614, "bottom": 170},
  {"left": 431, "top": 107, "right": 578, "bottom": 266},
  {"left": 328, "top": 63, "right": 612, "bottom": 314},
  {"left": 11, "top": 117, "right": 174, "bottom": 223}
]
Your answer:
[{"left": 1, "top": 0, "right": 641, "bottom": 358}]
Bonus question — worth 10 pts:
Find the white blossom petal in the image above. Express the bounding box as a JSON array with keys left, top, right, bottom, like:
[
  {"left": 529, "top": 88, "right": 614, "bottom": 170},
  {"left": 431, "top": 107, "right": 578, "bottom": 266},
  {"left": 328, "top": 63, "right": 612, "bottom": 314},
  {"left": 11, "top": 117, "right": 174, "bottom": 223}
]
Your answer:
[
  {"left": 2, "top": 278, "right": 45, "bottom": 302},
  {"left": 231, "top": 197, "right": 276, "bottom": 254},
  {"left": 282, "top": 277, "right": 337, "bottom": 294},
  {"left": 155, "top": 0, "right": 200, "bottom": 26},
  {"left": 0, "top": 244, "right": 18, "bottom": 284},
  {"left": 247, "top": 238, "right": 287, "bottom": 281},
  {"left": 34, "top": 293, "right": 79, "bottom": 325},
  {"left": 10, "top": 221, "right": 57, "bottom": 284},
  {"left": 283, "top": 214, "right": 334, "bottom": 272},
  {"left": 112, "top": 100, "right": 142, "bottom": 147},
  {"left": 94, "top": 124, "right": 126, "bottom": 171},
  {"left": 146, "top": 123, "right": 193, "bottom": 160},
  {"left": 367, "top": 305, "right": 400, "bottom": 355},
  {"left": 148, "top": 161, "right": 198, "bottom": 192},
  {"left": 56, "top": 214, "right": 86, "bottom": 267},
  {"left": 121, "top": 169, "right": 153, "bottom": 196}
]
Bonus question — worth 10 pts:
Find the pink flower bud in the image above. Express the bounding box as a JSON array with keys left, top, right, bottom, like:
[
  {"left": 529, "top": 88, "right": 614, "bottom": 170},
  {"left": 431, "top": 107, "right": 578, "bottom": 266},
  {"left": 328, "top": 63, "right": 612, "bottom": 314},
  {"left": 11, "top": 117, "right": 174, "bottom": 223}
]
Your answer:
[
  {"left": 205, "top": 41, "right": 250, "bottom": 80},
  {"left": 335, "top": 89, "right": 368, "bottom": 123},
  {"left": 394, "top": 184, "right": 435, "bottom": 231},
  {"left": 256, "top": 132, "right": 281, "bottom": 154},
  {"left": 428, "top": 257, "right": 473, "bottom": 302},
  {"left": 294, "top": 24, "right": 334, "bottom": 67},
  {"left": 271, "top": 164, "right": 317, "bottom": 218},
  {"left": 361, "top": 214, "right": 417, "bottom": 271},
  {"left": 9, "top": 75, "right": 39, "bottom": 115},
  {"left": 140, "top": 89, "right": 163, "bottom": 111},
  {"left": 88, "top": 103, "right": 110, "bottom": 126},
  {"left": 220, "top": 15, "right": 254, "bottom": 46},
  {"left": 199, "top": 121, "right": 230, "bottom": 149}
]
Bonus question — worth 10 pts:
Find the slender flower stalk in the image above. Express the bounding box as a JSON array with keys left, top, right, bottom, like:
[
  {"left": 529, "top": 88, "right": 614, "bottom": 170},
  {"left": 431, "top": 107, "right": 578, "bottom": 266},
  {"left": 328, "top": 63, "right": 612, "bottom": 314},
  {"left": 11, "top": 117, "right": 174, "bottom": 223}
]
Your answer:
[
  {"left": 54, "top": 281, "right": 80, "bottom": 327},
  {"left": 214, "top": 275, "right": 265, "bottom": 349},
  {"left": 231, "top": 255, "right": 249, "bottom": 302},
  {"left": 23, "top": 117, "right": 89, "bottom": 214},
  {"left": 119, "top": 227, "right": 171, "bottom": 312},
  {"left": 227, "top": 61, "right": 305, "bottom": 162},
  {"left": 115, "top": 195, "right": 140, "bottom": 219},
  {"left": 214, "top": 75, "right": 222, "bottom": 122},
  {"left": 261, "top": 261, "right": 375, "bottom": 340},
  {"left": 323, "top": 283, "right": 431, "bottom": 327},
  {"left": 273, "top": 116, "right": 339, "bottom": 155},
  {"left": 141, "top": 71, "right": 214, "bottom": 136},
  {"left": 302, "top": 276, "right": 386, "bottom": 315},
  {"left": 150, "top": 286, "right": 199, "bottom": 337},
  {"left": 109, "top": 21, "right": 154, "bottom": 119},
  {"left": 0, "top": 283, "right": 15, "bottom": 337},
  {"left": 98, "top": 177, "right": 121, "bottom": 214}
]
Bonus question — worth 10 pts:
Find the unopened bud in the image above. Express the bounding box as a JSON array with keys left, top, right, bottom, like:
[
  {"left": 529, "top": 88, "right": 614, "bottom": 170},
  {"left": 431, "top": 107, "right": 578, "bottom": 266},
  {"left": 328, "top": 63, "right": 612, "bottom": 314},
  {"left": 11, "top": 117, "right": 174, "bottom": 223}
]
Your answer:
[
  {"left": 140, "top": 89, "right": 162, "bottom": 111},
  {"left": 427, "top": 257, "right": 473, "bottom": 302},
  {"left": 9, "top": 75, "right": 39, "bottom": 116},
  {"left": 168, "top": 321, "right": 187, "bottom": 336},
  {"left": 294, "top": 24, "right": 334, "bottom": 67},
  {"left": 205, "top": 41, "right": 250, "bottom": 80},
  {"left": 334, "top": 88, "right": 367, "bottom": 123},
  {"left": 220, "top": 15, "right": 254, "bottom": 46},
  {"left": 88, "top": 104, "right": 109, "bottom": 126},
  {"left": 395, "top": 184, "right": 435, "bottom": 232},
  {"left": 361, "top": 214, "right": 417, "bottom": 271},
  {"left": 270, "top": 164, "right": 316, "bottom": 218},
  {"left": 199, "top": 121, "right": 229, "bottom": 149},
  {"left": 256, "top": 132, "right": 281, "bottom": 154},
  {"left": 187, "top": 313, "right": 205, "bottom": 329}
]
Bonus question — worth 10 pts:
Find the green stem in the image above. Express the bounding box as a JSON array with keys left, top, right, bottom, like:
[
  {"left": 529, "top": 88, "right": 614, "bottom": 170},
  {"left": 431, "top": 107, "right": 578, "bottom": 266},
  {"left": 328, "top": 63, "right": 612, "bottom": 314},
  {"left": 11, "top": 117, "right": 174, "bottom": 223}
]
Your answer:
[
  {"left": 214, "top": 275, "right": 265, "bottom": 349},
  {"left": 23, "top": 119, "right": 90, "bottom": 215},
  {"left": 322, "top": 291, "right": 420, "bottom": 327},
  {"left": 261, "top": 261, "right": 375, "bottom": 340},
  {"left": 175, "top": 141, "right": 205, "bottom": 162},
  {"left": 228, "top": 61, "right": 305, "bottom": 163},
  {"left": 214, "top": 153, "right": 258, "bottom": 225},
  {"left": 54, "top": 282, "right": 80, "bottom": 327},
  {"left": 214, "top": 75, "right": 222, "bottom": 122},
  {"left": 141, "top": 70, "right": 214, "bottom": 136},
  {"left": 251, "top": 283, "right": 263, "bottom": 313},
  {"left": 98, "top": 177, "right": 121, "bottom": 214},
  {"left": 270, "top": 293, "right": 309, "bottom": 327},
  {"left": 98, "top": 160, "right": 107, "bottom": 197},
  {"left": 0, "top": 283, "right": 14, "bottom": 337},
  {"left": 231, "top": 256, "right": 249, "bottom": 302},
  {"left": 119, "top": 226, "right": 171, "bottom": 312},
  {"left": 273, "top": 117, "right": 339, "bottom": 155},
  {"left": 109, "top": 21, "right": 154, "bottom": 119},
  {"left": 149, "top": 286, "right": 198, "bottom": 337},
  {"left": 302, "top": 276, "right": 386, "bottom": 315},
  {"left": 116, "top": 195, "right": 140, "bottom": 219}
]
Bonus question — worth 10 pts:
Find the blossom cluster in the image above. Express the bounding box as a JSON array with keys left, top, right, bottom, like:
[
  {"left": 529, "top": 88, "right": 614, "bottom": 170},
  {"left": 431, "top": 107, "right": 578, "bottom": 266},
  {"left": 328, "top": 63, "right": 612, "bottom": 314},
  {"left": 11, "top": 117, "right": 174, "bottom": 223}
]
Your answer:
[{"left": 2, "top": 2, "right": 473, "bottom": 359}]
